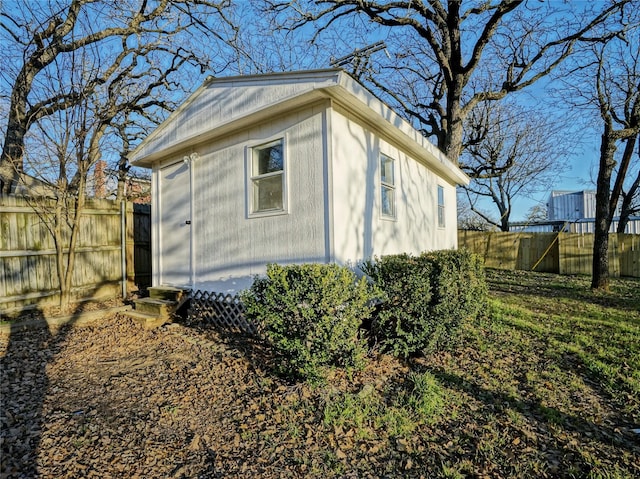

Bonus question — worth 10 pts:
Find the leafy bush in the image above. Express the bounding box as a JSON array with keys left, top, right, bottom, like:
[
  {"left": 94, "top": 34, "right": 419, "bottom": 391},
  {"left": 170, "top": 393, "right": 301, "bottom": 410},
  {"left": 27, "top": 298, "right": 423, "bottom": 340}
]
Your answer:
[
  {"left": 362, "top": 249, "right": 486, "bottom": 357},
  {"left": 241, "top": 263, "right": 378, "bottom": 381}
]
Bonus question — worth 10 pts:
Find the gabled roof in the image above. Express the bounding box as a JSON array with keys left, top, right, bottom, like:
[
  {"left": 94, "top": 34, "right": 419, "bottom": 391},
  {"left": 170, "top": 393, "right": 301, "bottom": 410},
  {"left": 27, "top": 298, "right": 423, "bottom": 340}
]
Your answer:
[{"left": 129, "top": 69, "right": 468, "bottom": 186}]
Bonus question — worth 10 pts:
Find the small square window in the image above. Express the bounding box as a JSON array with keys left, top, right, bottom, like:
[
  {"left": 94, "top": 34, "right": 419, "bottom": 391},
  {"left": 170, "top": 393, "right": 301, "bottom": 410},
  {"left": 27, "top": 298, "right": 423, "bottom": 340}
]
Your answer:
[
  {"left": 249, "top": 139, "right": 286, "bottom": 214},
  {"left": 380, "top": 155, "right": 395, "bottom": 218},
  {"left": 254, "top": 142, "right": 283, "bottom": 175},
  {"left": 437, "top": 185, "right": 445, "bottom": 228}
]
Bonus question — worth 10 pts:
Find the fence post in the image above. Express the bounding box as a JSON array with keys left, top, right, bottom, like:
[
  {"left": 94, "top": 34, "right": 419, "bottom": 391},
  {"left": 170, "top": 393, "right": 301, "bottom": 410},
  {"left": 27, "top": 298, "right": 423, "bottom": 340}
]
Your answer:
[
  {"left": 120, "top": 200, "right": 127, "bottom": 300},
  {"left": 125, "top": 202, "right": 135, "bottom": 293}
]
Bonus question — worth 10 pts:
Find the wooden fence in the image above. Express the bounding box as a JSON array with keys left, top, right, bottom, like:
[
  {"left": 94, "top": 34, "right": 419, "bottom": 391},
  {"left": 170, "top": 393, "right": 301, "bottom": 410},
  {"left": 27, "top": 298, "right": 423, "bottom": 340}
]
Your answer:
[
  {"left": 0, "top": 196, "right": 151, "bottom": 316},
  {"left": 458, "top": 230, "right": 640, "bottom": 278}
]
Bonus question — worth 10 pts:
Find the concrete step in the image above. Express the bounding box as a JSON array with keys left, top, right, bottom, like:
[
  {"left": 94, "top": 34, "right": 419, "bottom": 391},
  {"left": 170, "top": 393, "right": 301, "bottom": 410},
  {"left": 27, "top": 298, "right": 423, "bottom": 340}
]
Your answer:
[
  {"left": 134, "top": 297, "right": 177, "bottom": 319},
  {"left": 122, "top": 310, "right": 169, "bottom": 329},
  {"left": 148, "top": 286, "right": 187, "bottom": 302}
]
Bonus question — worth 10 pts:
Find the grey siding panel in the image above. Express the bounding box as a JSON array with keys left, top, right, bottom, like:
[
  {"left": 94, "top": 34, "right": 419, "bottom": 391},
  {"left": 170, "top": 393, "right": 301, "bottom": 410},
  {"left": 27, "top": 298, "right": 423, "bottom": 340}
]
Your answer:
[{"left": 190, "top": 107, "right": 327, "bottom": 292}]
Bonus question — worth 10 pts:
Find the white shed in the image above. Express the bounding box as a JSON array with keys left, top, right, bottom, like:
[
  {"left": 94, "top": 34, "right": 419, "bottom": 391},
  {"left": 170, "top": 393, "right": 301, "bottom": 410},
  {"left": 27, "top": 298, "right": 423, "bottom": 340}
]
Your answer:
[{"left": 129, "top": 69, "right": 469, "bottom": 294}]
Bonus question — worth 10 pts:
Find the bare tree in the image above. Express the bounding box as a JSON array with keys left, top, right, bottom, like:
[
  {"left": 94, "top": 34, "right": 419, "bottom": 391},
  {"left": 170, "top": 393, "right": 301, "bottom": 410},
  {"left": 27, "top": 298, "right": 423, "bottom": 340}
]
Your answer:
[
  {"left": 461, "top": 100, "right": 569, "bottom": 231},
  {"left": 0, "top": 0, "right": 239, "bottom": 194},
  {"left": 617, "top": 162, "right": 640, "bottom": 233},
  {"left": 587, "top": 29, "right": 640, "bottom": 289},
  {"left": 23, "top": 91, "right": 100, "bottom": 307},
  {"left": 1, "top": 0, "right": 242, "bottom": 306},
  {"left": 264, "top": 0, "right": 631, "bottom": 164},
  {"left": 525, "top": 204, "right": 548, "bottom": 223},
  {"left": 457, "top": 194, "right": 495, "bottom": 231}
]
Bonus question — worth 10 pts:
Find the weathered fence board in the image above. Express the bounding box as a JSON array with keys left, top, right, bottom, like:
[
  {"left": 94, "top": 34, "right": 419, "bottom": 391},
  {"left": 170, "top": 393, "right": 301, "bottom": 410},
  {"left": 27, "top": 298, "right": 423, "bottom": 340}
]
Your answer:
[
  {"left": 517, "top": 233, "right": 558, "bottom": 273},
  {"left": 618, "top": 234, "right": 640, "bottom": 277},
  {"left": 459, "top": 230, "right": 639, "bottom": 278},
  {"left": 0, "top": 196, "right": 151, "bottom": 316}
]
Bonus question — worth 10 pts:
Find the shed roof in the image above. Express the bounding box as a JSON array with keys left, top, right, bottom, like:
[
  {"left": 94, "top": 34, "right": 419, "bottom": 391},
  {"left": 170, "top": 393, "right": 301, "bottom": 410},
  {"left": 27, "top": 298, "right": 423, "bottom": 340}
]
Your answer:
[{"left": 129, "top": 69, "right": 469, "bottom": 186}]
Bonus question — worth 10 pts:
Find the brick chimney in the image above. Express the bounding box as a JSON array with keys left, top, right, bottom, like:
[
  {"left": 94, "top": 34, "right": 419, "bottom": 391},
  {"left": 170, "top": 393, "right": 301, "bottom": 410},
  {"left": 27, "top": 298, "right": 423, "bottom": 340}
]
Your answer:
[{"left": 94, "top": 160, "right": 106, "bottom": 198}]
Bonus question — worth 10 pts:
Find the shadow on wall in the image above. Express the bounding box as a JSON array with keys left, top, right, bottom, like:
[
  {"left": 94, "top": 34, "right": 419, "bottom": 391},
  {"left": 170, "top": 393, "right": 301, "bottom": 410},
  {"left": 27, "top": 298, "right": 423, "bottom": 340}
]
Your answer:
[{"left": 191, "top": 255, "right": 329, "bottom": 295}]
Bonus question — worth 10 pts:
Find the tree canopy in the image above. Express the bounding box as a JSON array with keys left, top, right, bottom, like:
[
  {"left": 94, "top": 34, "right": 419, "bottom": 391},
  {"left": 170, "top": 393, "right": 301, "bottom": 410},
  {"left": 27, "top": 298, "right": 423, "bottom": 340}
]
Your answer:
[
  {"left": 263, "top": 0, "right": 633, "bottom": 164},
  {"left": 0, "top": 0, "right": 240, "bottom": 194}
]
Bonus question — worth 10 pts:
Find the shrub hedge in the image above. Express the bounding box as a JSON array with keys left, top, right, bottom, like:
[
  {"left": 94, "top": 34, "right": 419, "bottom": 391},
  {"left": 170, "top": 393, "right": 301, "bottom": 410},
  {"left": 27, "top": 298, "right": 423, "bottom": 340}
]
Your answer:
[
  {"left": 241, "top": 263, "right": 378, "bottom": 381},
  {"left": 362, "top": 249, "right": 486, "bottom": 358}
]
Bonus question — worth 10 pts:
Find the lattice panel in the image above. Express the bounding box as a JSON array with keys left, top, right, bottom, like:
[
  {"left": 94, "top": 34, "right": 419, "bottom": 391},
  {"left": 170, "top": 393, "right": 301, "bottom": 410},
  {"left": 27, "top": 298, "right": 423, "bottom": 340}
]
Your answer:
[{"left": 188, "top": 290, "right": 256, "bottom": 335}]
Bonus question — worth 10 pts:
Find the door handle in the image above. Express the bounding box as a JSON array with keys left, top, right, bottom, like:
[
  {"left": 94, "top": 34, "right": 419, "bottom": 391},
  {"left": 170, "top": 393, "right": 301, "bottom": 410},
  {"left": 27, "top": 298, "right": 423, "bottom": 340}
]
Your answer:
[{"left": 185, "top": 220, "right": 191, "bottom": 225}]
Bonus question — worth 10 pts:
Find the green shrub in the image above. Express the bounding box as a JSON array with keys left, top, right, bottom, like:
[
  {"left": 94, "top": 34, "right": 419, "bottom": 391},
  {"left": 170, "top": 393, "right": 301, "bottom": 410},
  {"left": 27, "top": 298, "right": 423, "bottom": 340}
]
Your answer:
[
  {"left": 241, "top": 263, "right": 378, "bottom": 381},
  {"left": 361, "top": 253, "right": 434, "bottom": 358},
  {"left": 362, "top": 249, "right": 486, "bottom": 357}
]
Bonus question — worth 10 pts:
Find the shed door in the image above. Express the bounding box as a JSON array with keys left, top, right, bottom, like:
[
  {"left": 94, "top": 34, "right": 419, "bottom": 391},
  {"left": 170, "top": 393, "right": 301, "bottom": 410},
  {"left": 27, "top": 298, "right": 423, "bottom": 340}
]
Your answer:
[{"left": 159, "top": 160, "right": 192, "bottom": 287}]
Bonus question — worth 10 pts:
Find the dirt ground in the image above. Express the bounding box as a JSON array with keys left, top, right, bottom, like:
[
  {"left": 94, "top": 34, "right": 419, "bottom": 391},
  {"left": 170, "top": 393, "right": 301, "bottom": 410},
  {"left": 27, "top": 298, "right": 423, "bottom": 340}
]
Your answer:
[
  {"left": 1, "top": 306, "right": 639, "bottom": 478},
  {"left": 1, "top": 314, "right": 306, "bottom": 478},
  {"left": 2, "top": 313, "right": 413, "bottom": 479}
]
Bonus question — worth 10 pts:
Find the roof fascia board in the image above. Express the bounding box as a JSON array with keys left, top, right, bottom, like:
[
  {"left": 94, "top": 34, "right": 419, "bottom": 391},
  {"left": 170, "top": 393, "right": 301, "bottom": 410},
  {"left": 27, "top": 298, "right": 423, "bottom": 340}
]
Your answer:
[
  {"left": 129, "top": 78, "right": 214, "bottom": 163},
  {"left": 130, "top": 69, "right": 469, "bottom": 186},
  {"left": 130, "top": 70, "right": 344, "bottom": 166}
]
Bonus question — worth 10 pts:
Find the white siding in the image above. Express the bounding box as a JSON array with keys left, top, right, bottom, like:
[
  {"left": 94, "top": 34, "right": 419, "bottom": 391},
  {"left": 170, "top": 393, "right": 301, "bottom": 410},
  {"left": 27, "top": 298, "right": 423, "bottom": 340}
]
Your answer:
[
  {"left": 329, "top": 109, "right": 458, "bottom": 267},
  {"left": 140, "top": 71, "right": 468, "bottom": 293},
  {"left": 184, "top": 105, "right": 328, "bottom": 293},
  {"left": 135, "top": 73, "right": 340, "bottom": 161}
]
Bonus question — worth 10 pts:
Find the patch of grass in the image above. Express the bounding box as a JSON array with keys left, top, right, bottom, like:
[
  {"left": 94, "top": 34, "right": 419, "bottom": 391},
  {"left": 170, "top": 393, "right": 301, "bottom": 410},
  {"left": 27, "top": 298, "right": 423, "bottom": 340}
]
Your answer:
[
  {"left": 441, "top": 461, "right": 468, "bottom": 479},
  {"left": 587, "top": 465, "right": 638, "bottom": 479},
  {"left": 322, "top": 384, "right": 380, "bottom": 436},
  {"left": 482, "top": 271, "right": 640, "bottom": 417},
  {"left": 403, "top": 371, "right": 445, "bottom": 421},
  {"left": 403, "top": 269, "right": 640, "bottom": 477},
  {"left": 321, "top": 371, "right": 445, "bottom": 440}
]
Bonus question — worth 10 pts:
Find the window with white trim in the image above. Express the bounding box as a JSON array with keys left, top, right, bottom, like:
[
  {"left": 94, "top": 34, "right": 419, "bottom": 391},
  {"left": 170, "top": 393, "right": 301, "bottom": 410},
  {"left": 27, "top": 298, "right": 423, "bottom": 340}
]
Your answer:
[
  {"left": 249, "top": 139, "right": 285, "bottom": 214},
  {"left": 380, "top": 154, "right": 395, "bottom": 218},
  {"left": 437, "top": 185, "right": 445, "bottom": 228}
]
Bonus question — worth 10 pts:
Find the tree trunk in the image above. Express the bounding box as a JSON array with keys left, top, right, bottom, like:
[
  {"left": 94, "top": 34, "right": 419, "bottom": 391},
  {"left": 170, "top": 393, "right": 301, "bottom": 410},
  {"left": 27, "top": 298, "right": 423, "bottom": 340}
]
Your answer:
[
  {"left": 616, "top": 169, "right": 640, "bottom": 233},
  {"left": 115, "top": 152, "right": 129, "bottom": 203},
  {"left": 443, "top": 86, "right": 465, "bottom": 163},
  {"left": 609, "top": 134, "right": 637, "bottom": 218},
  {"left": 0, "top": 101, "right": 28, "bottom": 195},
  {"left": 614, "top": 137, "right": 639, "bottom": 234},
  {"left": 500, "top": 215, "right": 510, "bottom": 232},
  {"left": 0, "top": 58, "right": 41, "bottom": 194},
  {"left": 53, "top": 196, "right": 68, "bottom": 307},
  {"left": 591, "top": 131, "right": 617, "bottom": 290},
  {"left": 63, "top": 187, "right": 86, "bottom": 308}
]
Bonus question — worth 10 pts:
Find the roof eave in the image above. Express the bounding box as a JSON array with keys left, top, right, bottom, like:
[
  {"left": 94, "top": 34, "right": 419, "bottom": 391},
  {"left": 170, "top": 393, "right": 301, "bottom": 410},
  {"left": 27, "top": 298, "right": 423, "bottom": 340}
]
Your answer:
[
  {"left": 130, "top": 71, "right": 469, "bottom": 187},
  {"left": 324, "top": 79, "right": 470, "bottom": 186}
]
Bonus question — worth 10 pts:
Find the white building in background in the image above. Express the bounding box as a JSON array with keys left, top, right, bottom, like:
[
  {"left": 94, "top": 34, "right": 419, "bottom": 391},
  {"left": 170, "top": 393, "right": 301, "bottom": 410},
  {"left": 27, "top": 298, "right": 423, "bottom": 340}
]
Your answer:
[
  {"left": 129, "top": 69, "right": 469, "bottom": 293},
  {"left": 511, "top": 190, "right": 640, "bottom": 234},
  {"left": 547, "top": 190, "right": 600, "bottom": 221}
]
